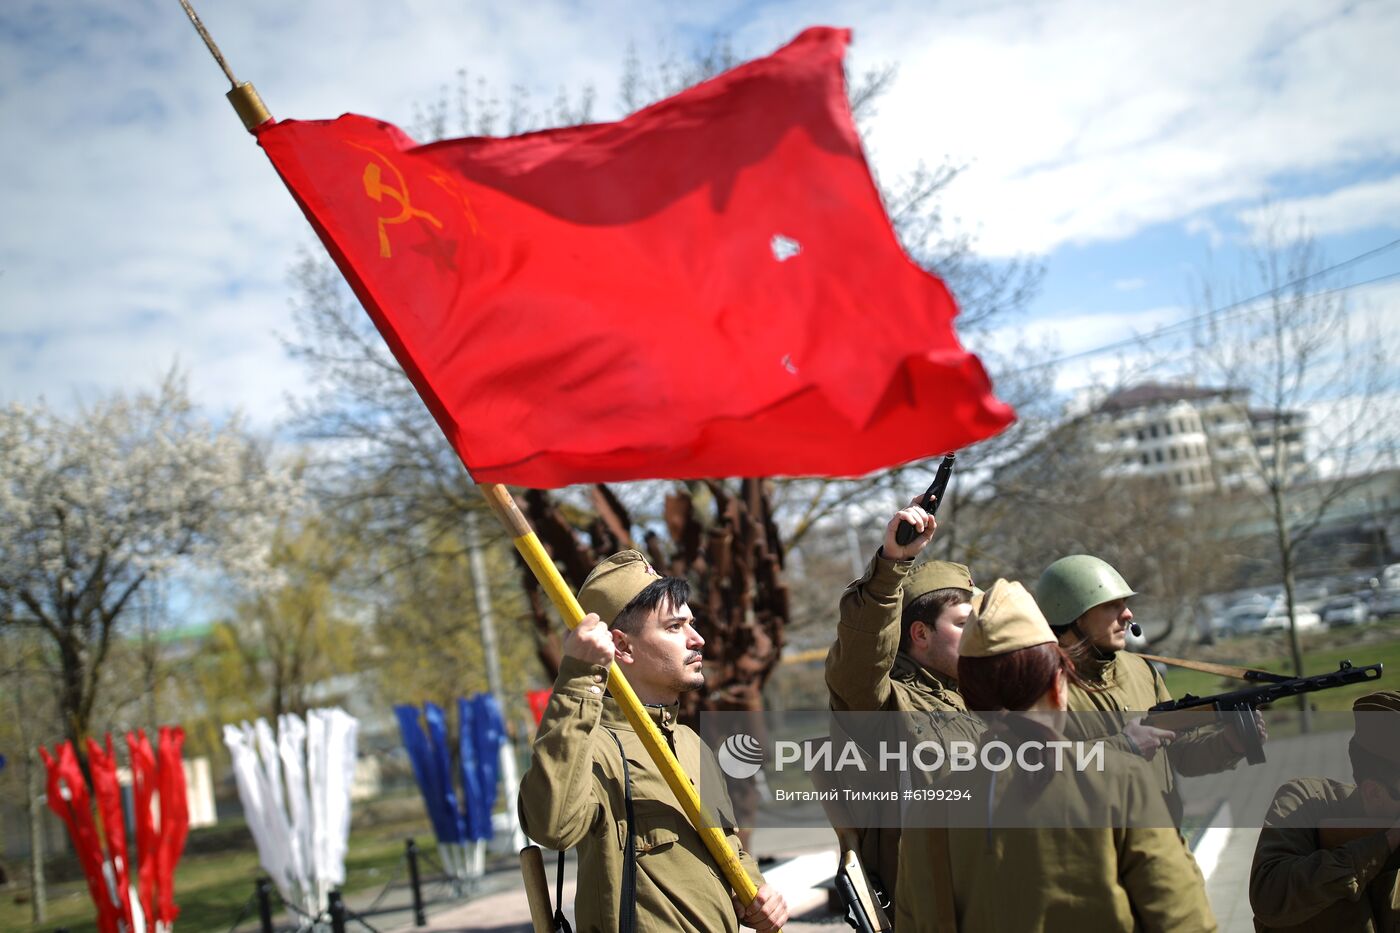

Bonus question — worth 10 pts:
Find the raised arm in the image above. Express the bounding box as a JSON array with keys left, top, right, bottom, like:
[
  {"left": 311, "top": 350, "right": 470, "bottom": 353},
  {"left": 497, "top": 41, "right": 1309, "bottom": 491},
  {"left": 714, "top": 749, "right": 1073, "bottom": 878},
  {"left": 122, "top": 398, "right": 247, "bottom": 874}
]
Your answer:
[
  {"left": 518, "top": 615, "right": 614, "bottom": 850},
  {"left": 825, "top": 499, "right": 935, "bottom": 712}
]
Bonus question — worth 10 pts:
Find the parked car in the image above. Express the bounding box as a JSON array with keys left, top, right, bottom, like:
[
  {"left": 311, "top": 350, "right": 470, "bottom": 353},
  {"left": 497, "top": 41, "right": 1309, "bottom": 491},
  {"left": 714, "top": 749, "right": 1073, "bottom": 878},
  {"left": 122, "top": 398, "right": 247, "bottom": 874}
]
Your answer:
[
  {"left": 1372, "top": 588, "right": 1400, "bottom": 621},
  {"left": 1295, "top": 580, "right": 1331, "bottom": 604},
  {"left": 1319, "top": 595, "right": 1370, "bottom": 627},
  {"left": 1221, "top": 604, "right": 1269, "bottom": 635},
  {"left": 1259, "top": 605, "right": 1323, "bottom": 632}
]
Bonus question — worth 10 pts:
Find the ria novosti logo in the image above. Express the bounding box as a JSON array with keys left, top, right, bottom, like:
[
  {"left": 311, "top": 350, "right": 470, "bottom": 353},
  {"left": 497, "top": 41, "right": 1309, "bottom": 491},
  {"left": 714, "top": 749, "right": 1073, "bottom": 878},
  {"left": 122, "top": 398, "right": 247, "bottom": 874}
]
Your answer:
[
  {"left": 716, "top": 733, "right": 765, "bottom": 779},
  {"left": 715, "top": 732, "right": 1107, "bottom": 779}
]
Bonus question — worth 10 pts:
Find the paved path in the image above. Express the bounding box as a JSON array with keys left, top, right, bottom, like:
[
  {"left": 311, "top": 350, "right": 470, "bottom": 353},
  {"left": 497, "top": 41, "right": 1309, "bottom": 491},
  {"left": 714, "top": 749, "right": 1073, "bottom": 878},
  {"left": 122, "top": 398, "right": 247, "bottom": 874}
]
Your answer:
[
  {"left": 399, "top": 850, "right": 842, "bottom": 932},
  {"left": 1200, "top": 818, "right": 1265, "bottom": 933}
]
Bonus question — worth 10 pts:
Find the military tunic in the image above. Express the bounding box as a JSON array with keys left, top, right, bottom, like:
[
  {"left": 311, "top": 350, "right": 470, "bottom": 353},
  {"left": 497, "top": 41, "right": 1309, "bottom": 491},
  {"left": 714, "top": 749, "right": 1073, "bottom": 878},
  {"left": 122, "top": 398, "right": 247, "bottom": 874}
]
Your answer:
[
  {"left": 897, "top": 739, "right": 1219, "bottom": 933},
  {"left": 1065, "top": 651, "right": 1243, "bottom": 825},
  {"left": 518, "top": 656, "right": 765, "bottom": 933},
  {"left": 1250, "top": 777, "right": 1400, "bottom": 932},
  {"left": 825, "top": 554, "right": 984, "bottom": 896}
]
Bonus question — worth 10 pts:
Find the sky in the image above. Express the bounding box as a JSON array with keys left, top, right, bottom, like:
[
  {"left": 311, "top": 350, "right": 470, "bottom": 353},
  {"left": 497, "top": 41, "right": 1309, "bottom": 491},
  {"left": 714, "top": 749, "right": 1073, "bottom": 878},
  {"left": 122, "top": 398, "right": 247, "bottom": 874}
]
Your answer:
[{"left": 2, "top": 0, "right": 1398, "bottom": 432}]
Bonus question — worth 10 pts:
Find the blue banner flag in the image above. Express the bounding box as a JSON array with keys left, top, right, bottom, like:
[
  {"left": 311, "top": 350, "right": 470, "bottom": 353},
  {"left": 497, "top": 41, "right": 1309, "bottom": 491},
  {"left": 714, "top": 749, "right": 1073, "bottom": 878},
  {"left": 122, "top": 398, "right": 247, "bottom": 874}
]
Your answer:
[
  {"left": 424, "top": 703, "right": 467, "bottom": 844},
  {"left": 456, "top": 698, "right": 487, "bottom": 841},
  {"left": 397, "top": 697, "right": 507, "bottom": 845},
  {"left": 471, "top": 694, "right": 505, "bottom": 823},
  {"left": 394, "top": 705, "right": 460, "bottom": 845}
]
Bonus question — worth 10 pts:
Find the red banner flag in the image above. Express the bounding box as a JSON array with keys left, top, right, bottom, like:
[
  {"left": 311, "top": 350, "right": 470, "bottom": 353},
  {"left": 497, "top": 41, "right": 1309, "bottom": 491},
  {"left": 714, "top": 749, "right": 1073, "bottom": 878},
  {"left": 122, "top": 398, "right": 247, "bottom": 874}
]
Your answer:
[
  {"left": 40, "top": 733, "right": 189, "bottom": 932},
  {"left": 87, "top": 736, "right": 136, "bottom": 933},
  {"left": 155, "top": 726, "right": 190, "bottom": 927},
  {"left": 257, "top": 27, "right": 1012, "bottom": 487},
  {"left": 128, "top": 729, "right": 160, "bottom": 926},
  {"left": 40, "top": 742, "right": 120, "bottom": 933}
]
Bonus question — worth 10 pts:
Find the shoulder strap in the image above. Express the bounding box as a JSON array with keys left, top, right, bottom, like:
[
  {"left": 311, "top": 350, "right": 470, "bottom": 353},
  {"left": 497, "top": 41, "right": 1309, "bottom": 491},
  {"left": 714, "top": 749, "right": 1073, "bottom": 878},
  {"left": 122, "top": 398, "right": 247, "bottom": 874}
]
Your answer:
[
  {"left": 606, "top": 729, "right": 638, "bottom": 933},
  {"left": 553, "top": 850, "right": 573, "bottom": 932},
  {"left": 1135, "top": 652, "right": 1290, "bottom": 683}
]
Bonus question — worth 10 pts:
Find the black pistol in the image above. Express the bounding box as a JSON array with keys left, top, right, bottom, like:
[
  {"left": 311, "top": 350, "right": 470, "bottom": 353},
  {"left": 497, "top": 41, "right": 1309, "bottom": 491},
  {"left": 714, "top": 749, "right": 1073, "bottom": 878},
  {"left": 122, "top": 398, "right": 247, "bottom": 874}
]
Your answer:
[{"left": 894, "top": 454, "right": 956, "bottom": 546}]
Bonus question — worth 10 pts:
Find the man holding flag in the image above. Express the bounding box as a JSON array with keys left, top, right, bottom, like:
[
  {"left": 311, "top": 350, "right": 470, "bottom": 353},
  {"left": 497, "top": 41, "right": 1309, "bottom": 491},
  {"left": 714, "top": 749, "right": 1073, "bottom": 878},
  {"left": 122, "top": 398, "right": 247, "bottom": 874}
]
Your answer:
[{"left": 518, "top": 550, "right": 789, "bottom": 932}]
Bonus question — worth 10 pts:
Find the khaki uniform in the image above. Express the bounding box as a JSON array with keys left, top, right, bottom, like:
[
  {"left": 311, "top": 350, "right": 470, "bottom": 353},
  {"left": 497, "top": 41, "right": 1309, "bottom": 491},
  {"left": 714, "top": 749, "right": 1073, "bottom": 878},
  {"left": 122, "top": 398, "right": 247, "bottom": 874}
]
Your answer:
[
  {"left": 1250, "top": 777, "right": 1400, "bottom": 932},
  {"left": 1065, "top": 651, "right": 1243, "bottom": 825},
  {"left": 518, "top": 656, "right": 764, "bottom": 933},
  {"left": 825, "top": 554, "right": 983, "bottom": 895},
  {"left": 897, "top": 740, "right": 1219, "bottom": 933}
]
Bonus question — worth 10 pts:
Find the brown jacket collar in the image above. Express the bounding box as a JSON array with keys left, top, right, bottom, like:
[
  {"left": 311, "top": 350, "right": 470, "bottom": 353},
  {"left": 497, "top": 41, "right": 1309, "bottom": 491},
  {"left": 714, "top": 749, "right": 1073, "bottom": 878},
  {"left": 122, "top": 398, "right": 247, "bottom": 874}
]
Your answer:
[
  {"left": 601, "top": 695, "right": 679, "bottom": 732},
  {"left": 892, "top": 651, "right": 962, "bottom": 703}
]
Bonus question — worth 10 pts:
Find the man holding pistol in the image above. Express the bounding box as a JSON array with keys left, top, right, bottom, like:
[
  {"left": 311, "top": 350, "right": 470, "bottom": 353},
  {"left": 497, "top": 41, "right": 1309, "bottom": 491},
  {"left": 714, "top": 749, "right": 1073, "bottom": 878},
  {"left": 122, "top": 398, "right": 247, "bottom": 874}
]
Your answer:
[{"left": 825, "top": 497, "right": 985, "bottom": 897}]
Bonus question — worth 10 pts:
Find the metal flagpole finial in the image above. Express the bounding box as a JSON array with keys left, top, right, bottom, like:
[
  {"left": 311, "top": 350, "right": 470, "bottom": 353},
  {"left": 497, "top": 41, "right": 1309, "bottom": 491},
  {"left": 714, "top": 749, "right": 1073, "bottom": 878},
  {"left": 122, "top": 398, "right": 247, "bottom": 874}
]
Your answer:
[{"left": 176, "top": 0, "right": 272, "bottom": 132}]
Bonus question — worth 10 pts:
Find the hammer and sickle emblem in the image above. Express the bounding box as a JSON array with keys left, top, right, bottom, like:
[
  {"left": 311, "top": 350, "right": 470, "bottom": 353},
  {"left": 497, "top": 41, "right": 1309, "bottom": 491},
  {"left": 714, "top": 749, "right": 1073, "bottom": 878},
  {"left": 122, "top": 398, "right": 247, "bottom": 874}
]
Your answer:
[
  {"left": 428, "top": 170, "right": 482, "bottom": 236},
  {"left": 348, "top": 142, "right": 443, "bottom": 258}
]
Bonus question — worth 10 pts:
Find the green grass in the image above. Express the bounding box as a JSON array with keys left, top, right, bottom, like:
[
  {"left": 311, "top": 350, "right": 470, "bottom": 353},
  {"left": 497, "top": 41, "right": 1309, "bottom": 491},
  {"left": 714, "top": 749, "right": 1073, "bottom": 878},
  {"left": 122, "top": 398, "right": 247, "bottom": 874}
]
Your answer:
[{"left": 2, "top": 813, "right": 429, "bottom": 933}]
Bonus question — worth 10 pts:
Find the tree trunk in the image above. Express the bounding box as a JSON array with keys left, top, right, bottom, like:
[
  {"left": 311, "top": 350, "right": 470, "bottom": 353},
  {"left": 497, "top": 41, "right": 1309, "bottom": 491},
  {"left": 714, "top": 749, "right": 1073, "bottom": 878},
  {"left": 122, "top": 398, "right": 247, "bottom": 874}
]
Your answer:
[
  {"left": 1272, "top": 486, "right": 1311, "bottom": 731},
  {"left": 26, "top": 752, "right": 47, "bottom": 924},
  {"left": 58, "top": 633, "right": 88, "bottom": 753},
  {"left": 16, "top": 673, "right": 47, "bottom": 923}
]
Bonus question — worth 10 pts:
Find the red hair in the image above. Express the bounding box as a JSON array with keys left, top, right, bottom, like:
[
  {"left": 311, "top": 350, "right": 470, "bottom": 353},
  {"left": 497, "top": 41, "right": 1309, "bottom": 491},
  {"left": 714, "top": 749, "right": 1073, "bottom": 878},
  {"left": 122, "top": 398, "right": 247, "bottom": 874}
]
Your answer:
[
  {"left": 958, "top": 642, "right": 1087, "bottom": 792},
  {"left": 958, "top": 642, "right": 1083, "bottom": 711}
]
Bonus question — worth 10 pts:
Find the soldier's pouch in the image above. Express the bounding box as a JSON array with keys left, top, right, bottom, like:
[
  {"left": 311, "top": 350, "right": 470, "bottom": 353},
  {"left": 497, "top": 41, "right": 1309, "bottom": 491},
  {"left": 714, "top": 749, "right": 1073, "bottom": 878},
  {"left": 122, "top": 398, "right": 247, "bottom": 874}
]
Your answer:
[{"left": 619, "top": 811, "right": 681, "bottom": 855}]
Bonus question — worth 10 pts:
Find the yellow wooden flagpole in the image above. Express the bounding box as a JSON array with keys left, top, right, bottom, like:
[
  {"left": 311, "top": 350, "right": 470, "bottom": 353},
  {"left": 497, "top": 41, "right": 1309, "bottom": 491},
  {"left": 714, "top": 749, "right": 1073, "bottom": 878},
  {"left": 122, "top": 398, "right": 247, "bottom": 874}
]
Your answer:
[{"left": 176, "top": 2, "right": 767, "bottom": 915}]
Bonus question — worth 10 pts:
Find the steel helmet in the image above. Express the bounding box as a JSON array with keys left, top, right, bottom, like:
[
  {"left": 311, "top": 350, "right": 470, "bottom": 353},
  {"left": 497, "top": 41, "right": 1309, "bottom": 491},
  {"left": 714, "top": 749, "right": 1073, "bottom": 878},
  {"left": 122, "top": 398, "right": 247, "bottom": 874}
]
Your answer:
[{"left": 1035, "top": 555, "right": 1137, "bottom": 629}]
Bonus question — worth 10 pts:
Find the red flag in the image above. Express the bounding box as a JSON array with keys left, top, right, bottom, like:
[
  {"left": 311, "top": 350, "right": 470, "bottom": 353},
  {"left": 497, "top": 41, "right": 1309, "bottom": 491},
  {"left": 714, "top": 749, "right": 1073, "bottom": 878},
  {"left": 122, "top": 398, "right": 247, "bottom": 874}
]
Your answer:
[
  {"left": 87, "top": 736, "right": 135, "bottom": 933},
  {"left": 257, "top": 27, "right": 1012, "bottom": 487},
  {"left": 154, "top": 726, "right": 190, "bottom": 927},
  {"left": 40, "top": 742, "right": 120, "bottom": 933},
  {"left": 128, "top": 730, "right": 159, "bottom": 926}
]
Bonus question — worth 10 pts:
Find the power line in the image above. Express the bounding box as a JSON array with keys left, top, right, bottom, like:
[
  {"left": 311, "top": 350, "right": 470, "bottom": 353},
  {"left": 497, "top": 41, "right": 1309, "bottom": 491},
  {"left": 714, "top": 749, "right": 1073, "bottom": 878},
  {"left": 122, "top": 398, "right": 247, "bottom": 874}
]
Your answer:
[{"left": 1007, "top": 236, "right": 1400, "bottom": 375}]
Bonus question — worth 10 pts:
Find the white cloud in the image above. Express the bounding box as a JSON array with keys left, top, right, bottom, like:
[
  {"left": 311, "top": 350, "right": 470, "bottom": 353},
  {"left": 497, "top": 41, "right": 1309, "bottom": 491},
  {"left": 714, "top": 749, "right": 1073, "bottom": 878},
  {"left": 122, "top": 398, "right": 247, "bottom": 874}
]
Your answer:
[
  {"left": 995, "top": 275, "right": 1400, "bottom": 429},
  {"left": 1185, "top": 216, "right": 1226, "bottom": 248},
  {"left": 838, "top": 0, "right": 1400, "bottom": 256},
  {"left": 1113, "top": 277, "right": 1146, "bottom": 292},
  {"left": 985, "top": 304, "right": 1182, "bottom": 357},
  {"left": 979, "top": 303, "right": 1192, "bottom": 399},
  {"left": 1237, "top": 175, "right": 1400, "bottom": 240}
]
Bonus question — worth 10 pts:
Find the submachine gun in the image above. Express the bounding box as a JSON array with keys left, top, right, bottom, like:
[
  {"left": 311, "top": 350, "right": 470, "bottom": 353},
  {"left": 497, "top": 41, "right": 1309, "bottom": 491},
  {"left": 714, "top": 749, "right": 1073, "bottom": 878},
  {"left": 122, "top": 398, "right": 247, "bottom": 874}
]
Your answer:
[{"left": 1145, "top": 660, "right": 1383, "bottom": 764}]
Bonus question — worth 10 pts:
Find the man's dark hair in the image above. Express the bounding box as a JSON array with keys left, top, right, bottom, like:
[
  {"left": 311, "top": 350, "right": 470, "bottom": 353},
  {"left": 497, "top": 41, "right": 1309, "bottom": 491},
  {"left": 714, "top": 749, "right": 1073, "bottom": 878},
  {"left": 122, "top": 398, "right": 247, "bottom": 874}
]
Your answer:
[
  {"left": 614, "top": 576, "right": 691, "bottom": 635},
  {"left": 1350, "top": 737, "right": 1399, "bottom": 792},
  {"left": 899, "top": 587, "right": 971, "bottom": 654}
]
